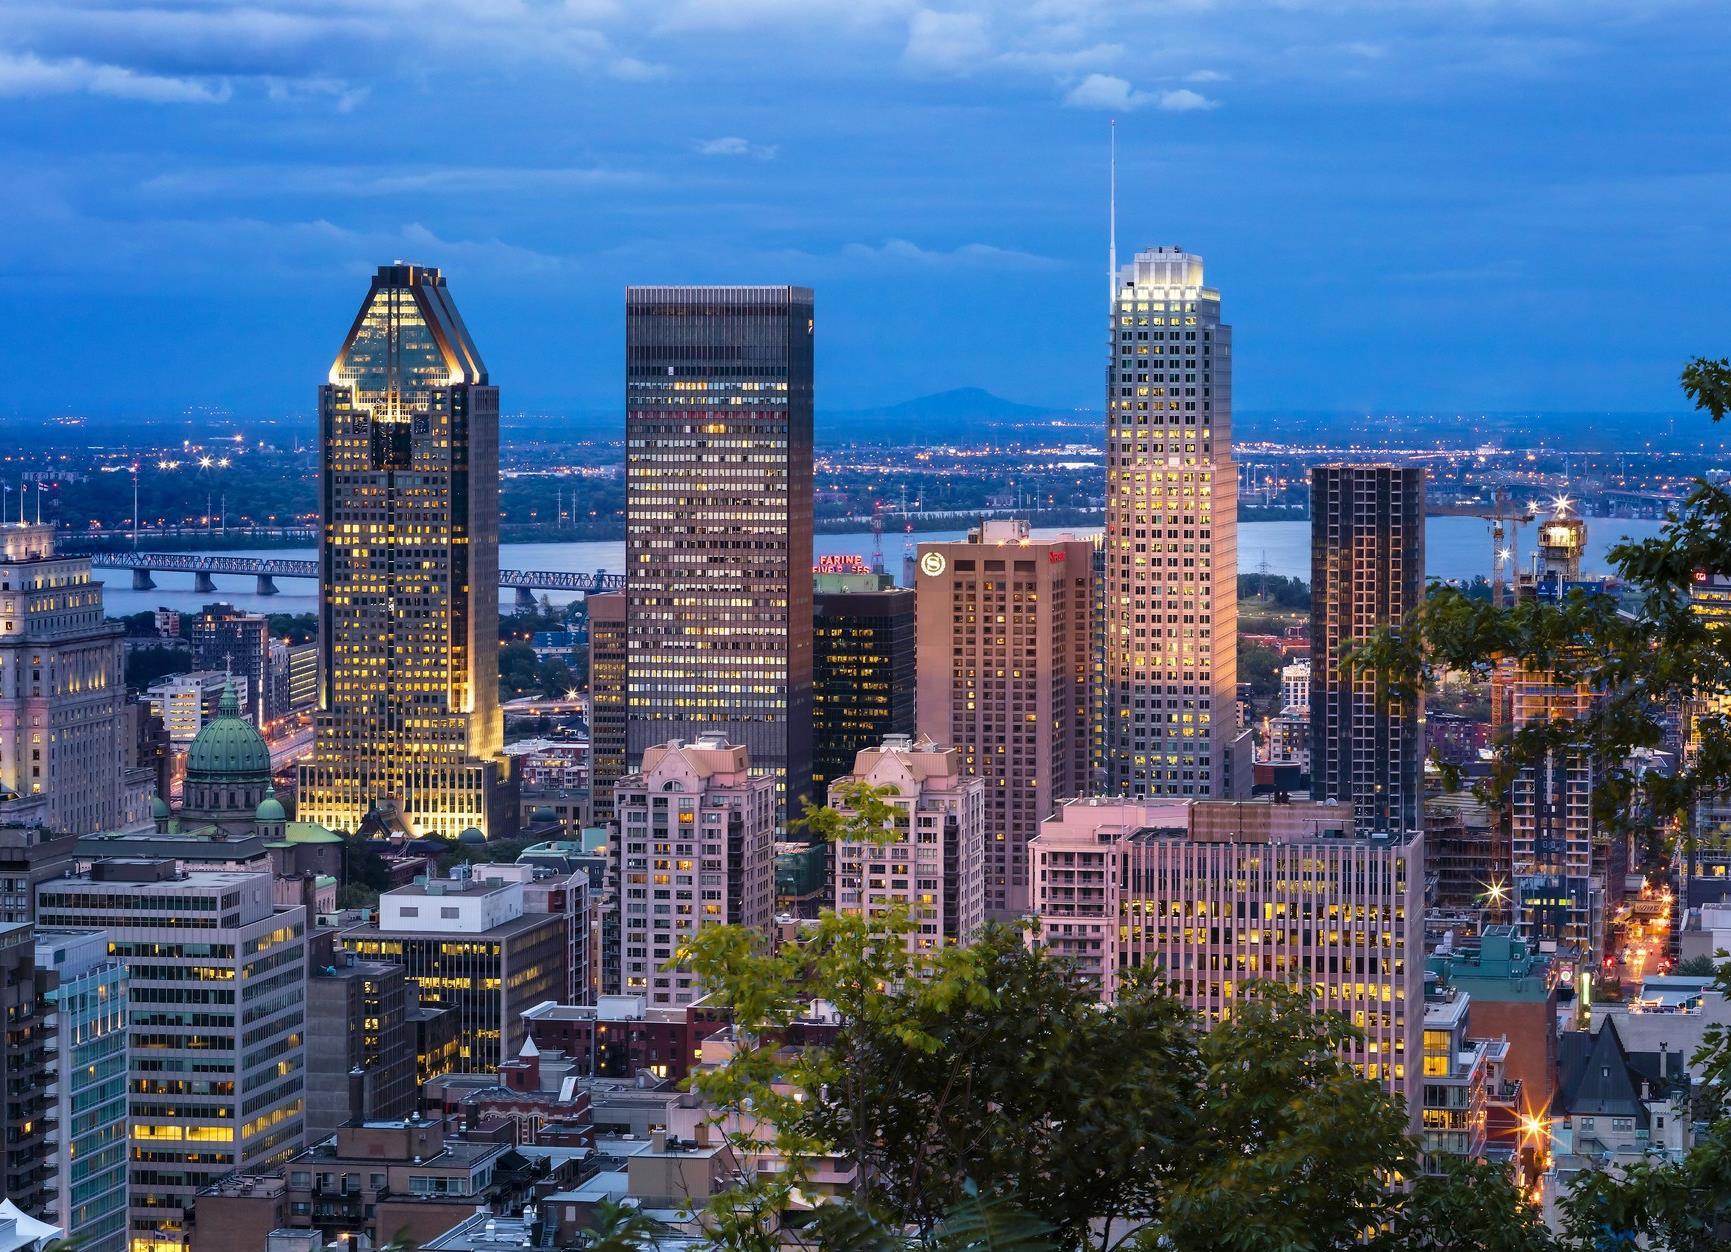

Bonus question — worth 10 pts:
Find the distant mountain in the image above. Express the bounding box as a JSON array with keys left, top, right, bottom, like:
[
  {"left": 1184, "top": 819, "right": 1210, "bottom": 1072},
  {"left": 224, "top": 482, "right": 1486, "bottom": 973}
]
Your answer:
[{"left": 819, "top": 387, "right": 1088, "bottom": 444}]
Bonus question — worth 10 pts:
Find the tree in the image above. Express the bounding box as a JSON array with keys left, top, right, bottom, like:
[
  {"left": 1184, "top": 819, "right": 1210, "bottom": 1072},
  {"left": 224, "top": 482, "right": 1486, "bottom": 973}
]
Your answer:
[
  {"left": 539, "top": 657, "right": 575, "bottom": 698},
  {"left": 124, "top": 644, "right": 192, "bottom": 691},
  {"left": 499, "top": 640, "right": 540, "bottom": 697},
  {"left": 1675, "top": 954, "right": 1720, "bottom": 977}
]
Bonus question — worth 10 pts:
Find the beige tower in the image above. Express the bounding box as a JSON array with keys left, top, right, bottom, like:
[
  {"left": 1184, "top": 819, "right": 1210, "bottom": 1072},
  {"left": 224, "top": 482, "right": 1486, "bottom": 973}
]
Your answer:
[
  {"left": 915, "top": 520, "right": 1092, "bottom": 917},
  {"left": 1101, "top": 247, "right": 1244, "bottom": 799},
  {"left": 297, "top": 264, "right": 512, "bottom": 840}
]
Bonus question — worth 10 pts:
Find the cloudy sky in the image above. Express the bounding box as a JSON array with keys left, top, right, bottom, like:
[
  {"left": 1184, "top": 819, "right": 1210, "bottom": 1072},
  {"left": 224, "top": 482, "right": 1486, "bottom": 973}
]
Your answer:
[{"left": 1, "top": 0, "right": 1726, "bottom": 422}]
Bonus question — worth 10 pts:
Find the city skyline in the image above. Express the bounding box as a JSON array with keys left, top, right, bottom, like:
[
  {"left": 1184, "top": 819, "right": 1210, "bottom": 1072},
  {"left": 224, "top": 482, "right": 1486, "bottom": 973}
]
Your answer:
[{"left": 2, "top": 6, "right": 1727, "bottom": 421}]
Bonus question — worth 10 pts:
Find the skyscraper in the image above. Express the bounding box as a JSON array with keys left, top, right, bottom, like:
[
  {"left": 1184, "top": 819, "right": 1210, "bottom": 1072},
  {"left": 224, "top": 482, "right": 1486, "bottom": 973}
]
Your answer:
[
  {"left": 586, "top": 591, "right": 627, "bottom": 827},
  {"left": 1310, "top": 464, "right": 1425, "bottom": 835},
  {"left": 915, "top": 520, "right": 1092, "bottom": 917},
  {"left": 191, "top": 603, "right": 272, "bottom": 725},
  {"left": 624, "top": 286, "right": 814, "bottom": 817},
  {"left": 297, "top": 263, "right": 513, "bottom": 841},
  {"left": 1101, "top": 248, "right": 1245, "bottom": 799},
  {"left": 812, "top": 569, "right": 915, "bottom": 799}
]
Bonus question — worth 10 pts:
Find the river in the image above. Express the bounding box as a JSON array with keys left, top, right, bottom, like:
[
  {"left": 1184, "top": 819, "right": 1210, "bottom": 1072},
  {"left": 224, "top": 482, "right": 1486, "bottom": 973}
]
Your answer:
[{"left": 97, "top": 515, "right": 1670, "bottom": 617}]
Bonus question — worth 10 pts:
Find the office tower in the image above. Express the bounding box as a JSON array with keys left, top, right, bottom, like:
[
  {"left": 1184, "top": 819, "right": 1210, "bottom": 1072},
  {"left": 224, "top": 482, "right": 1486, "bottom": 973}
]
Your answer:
[
  {"left": 34, "top": 928, "right": 129, "bottom": 1252},
  {"left": 915, "top": 520, "right": 1091, "bottom": 917},
  {"left": 148, "top": 670, "right": 249, "bottom": 745},
  {"left": 1310, "top": 464, "right": 1425, "bottom": 835},
  {"left": 614, "top": 737, "right": 775, "bottom": 1006},
  {"left": 342, "top": 866, "right": 567, "bottom": 1073},
  {"left": 0, "top": 520, "right": 145, "bottom": 836},
  {"left": 811, "top": 571, "right": 915, "bottom": 799},
  {"left": 0, "top": 922, "right": 49, "bottom": 1217},
  {"left": 298, "top": 263, "right": 513, "bottom": 841},
  {"left": 1028, "top": 796, "right": 1421, "bottom": 1119},
  {"left": 37, "top": 863, "right": 306, "bottom": 1252},
  {"left": 586, "top": 591, "right": 627, "bottom": 826},
  {"left": 830, "top": 734, "right": 984, "bottom": 952},
  {"left": 303, "top": 946, "right": 416, "bottom": 1141},
  {"left": 624, "top": 286, "right": 815, "bottom": 818},
  {"left": 472, "top": 860, "right": 594, "bottom": 1003},
  {"left": 1101, "top": 247, "right": 1245, "bottom": 799},
  {"left": 285, "top": 642, "right": 318, "bottom": 712},
  {"left": 191, "top": 603, "right": 272, "bottom": 725}
]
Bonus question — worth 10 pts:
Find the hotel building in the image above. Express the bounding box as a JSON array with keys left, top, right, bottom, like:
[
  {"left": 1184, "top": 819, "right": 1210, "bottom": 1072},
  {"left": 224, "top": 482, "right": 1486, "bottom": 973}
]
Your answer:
[
  {"left": 624, "top": 286, "right": 814, "bottom": 818},
  {"left": 915, "top": 520, "right": 1091, "bottom": 917},
  {"left": 1029, "top": 796, "right": 1422, "bottom": 1118},
  {"left": 829, "top": 734, "right": 985, "bottom": 952},
  {"left": 1101, "top": 248, "right": 1246, "bottom": 799},
  {"left": 297, "top": 263, "right": 512, "bottom": 841},
  {"left": 614, "top": 737, "right": 775, "bottom": 1006},
  {"left": 811, "top": 571, "right": 915, "bottom": 799}
]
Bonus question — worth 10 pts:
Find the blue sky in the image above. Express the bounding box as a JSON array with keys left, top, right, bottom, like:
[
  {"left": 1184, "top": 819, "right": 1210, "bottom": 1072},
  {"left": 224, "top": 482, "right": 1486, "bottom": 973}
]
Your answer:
[{"left": 1, "top": 0, "right": 1727, "bottom": 423}]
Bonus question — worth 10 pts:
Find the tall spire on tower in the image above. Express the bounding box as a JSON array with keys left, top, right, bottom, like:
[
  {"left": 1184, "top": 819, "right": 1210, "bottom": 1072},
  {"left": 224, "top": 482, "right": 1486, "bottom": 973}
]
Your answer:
[{"left": 1108, "top": 119, "right": 1117, "bottom": 305}]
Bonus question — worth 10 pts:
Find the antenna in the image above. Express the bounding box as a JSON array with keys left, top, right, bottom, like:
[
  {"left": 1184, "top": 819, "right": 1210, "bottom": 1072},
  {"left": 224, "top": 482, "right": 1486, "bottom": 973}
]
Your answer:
[{"left": 1108, "top": 119, "right": 1117, "bottom": 304}]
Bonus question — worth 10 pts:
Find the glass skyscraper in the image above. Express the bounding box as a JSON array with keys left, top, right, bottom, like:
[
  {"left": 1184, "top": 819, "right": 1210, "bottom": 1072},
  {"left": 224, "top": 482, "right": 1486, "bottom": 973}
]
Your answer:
[
  {"left": 1101, "top": 248, "right": 1243, "bottom": 798},
  {"left": 624, "top": 286, "right": 814, "bottom": 817},
  {"left": 297, "top": 263, "right": 512, "bottom": 840}
]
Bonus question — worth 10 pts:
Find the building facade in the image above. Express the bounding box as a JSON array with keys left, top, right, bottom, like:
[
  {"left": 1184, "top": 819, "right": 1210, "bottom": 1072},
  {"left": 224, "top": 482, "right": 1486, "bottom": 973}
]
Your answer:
[
  {"left": 915, "top": 520, "right": 1091, "bottom": 917},
  {"left": 829, "top": 735, "right": 984, "bottom": 952},
  {"left": 0, "top": 521, "right": 142, "bottom": 837},
  {"left": 34, "top": 928, "right": 129, "bottom": 1252},
  {"left": 811, "top": 577, "right": 915, "bottom": 800},
  {"left": 297, "top": 263, "right": 512, "bottom": 841},
  {"left": 1100, "top": 248, "right": 1244, "bottom": 800},
  {"left": 190, "top": 605, "right": 272, "bottom": 726},
  {"left": 1028, "top": 796, "right": 1422, "bottom": 1119},
  {"left": 624, "top": 286, "right": 815, "bottom": 817},
  {"left": 303, "top": 945, "right": 416, "bottom": 1143},
  {"left": 36, "top": 863, "right": 306, "bottom": 1252},
  {"left": 614, "top": 737, "right": 776, "bottom": 1007},
  {"left": 586, "top": 591, "right": 627, "bottom": 827},
  {"left": 147, "top": 671, "right": 246, "bottom": 747},
  {"left": 1309, "top": 464, "right": 1425, "bottom": 835},
  {"left": 0, "top": 921, "right": 50, "bottom": 1219},
  {"left": 342, "top": 868, "right": 568, "bottom": 1075}
]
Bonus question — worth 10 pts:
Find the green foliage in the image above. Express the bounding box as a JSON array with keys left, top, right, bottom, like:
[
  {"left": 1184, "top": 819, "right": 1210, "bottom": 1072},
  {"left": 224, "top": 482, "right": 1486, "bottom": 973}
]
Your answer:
[
  {"left": 579, "top": 1198, "right": 666, "bottom": 1251},
  {"left": 124, "top": 644, "right": 192, "bottom": 691},
  {"left": 1239, "top": 642, "right": 1286, "bottom": 713},
  {"left": 1381, "top": 1157, "right": 1558, "bottom": 1252},
  {"left": 1674, "top": 954, "right": 1720, "bottom": 977},
  {"left": 266, "top": 611, "right": 317, "bottom": 643},
  {"left": 1238, "top": 572, "right": 1311, "bottom": 612}
]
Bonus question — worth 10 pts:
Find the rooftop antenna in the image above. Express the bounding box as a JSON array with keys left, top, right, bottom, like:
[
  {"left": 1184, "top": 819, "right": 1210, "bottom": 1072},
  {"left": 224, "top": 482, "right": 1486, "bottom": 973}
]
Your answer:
[{"left": 1108, "top": 119, "right": 1117, "bottom": 304}]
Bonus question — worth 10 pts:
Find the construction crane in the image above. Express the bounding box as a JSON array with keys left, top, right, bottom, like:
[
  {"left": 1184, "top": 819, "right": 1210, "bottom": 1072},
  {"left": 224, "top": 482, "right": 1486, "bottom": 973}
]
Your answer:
[{"left": 1426, "top": 486, "right": 1535, "bottom": 606}]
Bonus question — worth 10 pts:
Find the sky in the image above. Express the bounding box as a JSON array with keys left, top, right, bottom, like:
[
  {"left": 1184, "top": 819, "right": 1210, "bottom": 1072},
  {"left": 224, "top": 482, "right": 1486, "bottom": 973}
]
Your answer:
[{"left": 1, "top": 0, "right": 1728, "bottom": 425}]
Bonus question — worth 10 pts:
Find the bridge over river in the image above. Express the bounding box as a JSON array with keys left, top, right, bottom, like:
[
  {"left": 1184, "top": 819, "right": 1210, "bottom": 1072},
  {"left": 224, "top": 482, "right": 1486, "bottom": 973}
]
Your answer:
[{"left": 91, "top": 551, "right": 624, "bottom": 606}]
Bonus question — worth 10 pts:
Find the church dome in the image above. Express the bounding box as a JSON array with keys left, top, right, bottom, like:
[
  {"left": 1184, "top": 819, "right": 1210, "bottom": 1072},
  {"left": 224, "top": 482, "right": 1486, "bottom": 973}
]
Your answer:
[
  {"left": 185, "top": 681, "right": 272, "bottom": 780},
  {"left": 254, "top": 785, "right": 287, "bottom": 824},
  {"left": 151, "top": 793, "right": 171, "bottom": 820}
]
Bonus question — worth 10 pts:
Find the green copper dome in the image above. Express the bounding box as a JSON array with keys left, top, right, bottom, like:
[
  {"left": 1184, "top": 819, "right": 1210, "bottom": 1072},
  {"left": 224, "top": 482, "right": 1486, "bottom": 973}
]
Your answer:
[
  {"left": 151, "top": 793, "right": 171, "bottom": 819},
  {"left": 184, "top": 681, "right": 272, "bottom": 780},
  {"left": 254, "top": 785, "right": 286, "bottom": 824}
]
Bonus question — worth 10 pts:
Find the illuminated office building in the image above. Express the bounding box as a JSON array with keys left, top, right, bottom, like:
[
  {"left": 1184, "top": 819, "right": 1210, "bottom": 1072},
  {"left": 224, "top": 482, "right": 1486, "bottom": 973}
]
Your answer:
[
  {"left": 297, "top": 263, "right": 513, "bottom": 841},
  {"left": 915, "top": 520, "right": 1091, "bottom": 917},
  {"left": 586, "top": 592, "right": 627, "bottom": 827},
  {"left": 36, "top": 863, "right": 306, "bottom": 1252},
  {"left": 1101, "top": 248, "right": 1246, "bottom": 799},
  {"left": 624, "top": 286, "right": 814, "bottom": 818},
  {"left": 1028, "top": 796, "right": 1421, "bottom": 1120},
  {"left": 811, "top": 571, "right": 914, "bottom": 799},
  {"left": 1310, "top": 464, "right": 1425, "bottom": 835}
]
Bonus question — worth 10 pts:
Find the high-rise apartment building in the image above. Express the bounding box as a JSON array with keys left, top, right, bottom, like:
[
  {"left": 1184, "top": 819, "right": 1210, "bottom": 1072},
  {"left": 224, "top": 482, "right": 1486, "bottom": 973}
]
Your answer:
[
  {"left": 624, "top": 286, "right": 814, "bottom": 818},
  {"left": 614, "top": 737, "right": 775, "bottom": 1007},
  {"left": 1310, "top": 464, "right": 1425, "bottom": 834},
  {"left": 1101, "top": 248, "right": 1245, "bottom": 799},
  {"left": 915, "top": 520, "right": 1091, "bottom": 917},
  {"left": 191, "top": 604, "right": 272, "bottom": 725},
  {"left": 35, "top": 928, "right": 129, "bottom": 1252},
  {"left": 147, "top": 670, "right": 248, "bottom": 745},
  {"left": 303, "top": 945, "right": 416, "bottom": 1142},
  {"left": 297, "top": 263, "right": 513, "bottom": 841},
  {"left": 37, "top": 863, "right": 306, "bottom": 1252},
  {"left": 830, "top": 735, "right": 984, "bottom": 952},
  {"left": 0, "top": 521, "right": 146, "bottom": 836},
  {"left": 812, "top": 573, "right": 915, "bottom": 799},
  {"left": 586, "top": 591, "right": 627, "bottom": 827},
  {"left": 1028, "top": 796, "right": 1421, "bottom": 1120}
]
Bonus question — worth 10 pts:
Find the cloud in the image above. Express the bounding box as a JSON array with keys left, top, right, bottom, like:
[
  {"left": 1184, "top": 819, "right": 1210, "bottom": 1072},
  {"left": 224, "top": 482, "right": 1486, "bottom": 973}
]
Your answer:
[
  {"left": 904, "top": 9, "right": 991, "bottom": 73},
  {"left": 1156, "top": 86, "right": 1216, "bottom": 111},
  {"left": 836, "top": 238, "right": 1058, "bottom": 269},
  {"left": 263, "top": 75, "right": 367, "bottom": 111},
  {"left": 697, "top": 136, "right": 779, "bottom": 160},
  {"left": 1185, "top": 68, "right": 1228, "bottom": 83},
  {"left": 140, "top": 164, "right": 648, "bottom": 199},
  {"left": 1065, "top": 73, "right": 1217, "bottom": 111},
  {"left": 0, "top": 50, "right": 228, "bottom": 102}
]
